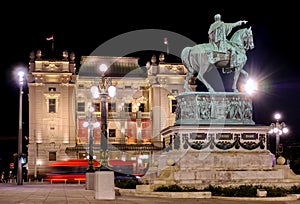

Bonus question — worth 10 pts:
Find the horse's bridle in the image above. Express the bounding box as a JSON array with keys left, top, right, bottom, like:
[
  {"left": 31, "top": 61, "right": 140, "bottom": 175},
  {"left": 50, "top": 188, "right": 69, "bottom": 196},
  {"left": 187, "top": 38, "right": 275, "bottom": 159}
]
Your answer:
[{"left": 243, "top": 30, "right": 254, "bottom": 50}]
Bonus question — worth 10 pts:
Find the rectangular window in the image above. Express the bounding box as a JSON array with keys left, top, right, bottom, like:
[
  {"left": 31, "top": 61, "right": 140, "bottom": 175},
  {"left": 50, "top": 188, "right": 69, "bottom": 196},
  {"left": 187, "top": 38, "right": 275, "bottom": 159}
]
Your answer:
[
  {"left": 171, "top": 99, "right": 177, "bottom": 113},
  {"left": 108, "top": 103, "right": 116, "bottom": 112},
  {"left": 139, "top": 103, "right": 145, "bottom": 112},
  {"left": 124, "top": 103, "right": 132, "bottom": 112},
  {"left": 49, "top": 152, "right": 56, "bottom": 161},
  {"left": 172, "top": 89, "right": 178, "bottom": 94},
  {"left": 49, "top": 99, "right": 56, "bottom": 113},
  {"left": 78, "top": 152, "right": 87, "bottom": 159},
  {"left": 78, "top": 102, "right": 85, "bottom": 112},
  {"left": 93, "top": 102, "right": 100, "bottom": 112},
  {"left": 78, "top": 84, "right": 84, "bottom": 89},
  {"left": 127, "top": 121, "right": 137, "bottom": 143},
  {"left": 109, "top": 129, "right": 116, "bottom": 137},
  {"left": 141, "top": 120, "right": 152, "bottom": 142}
]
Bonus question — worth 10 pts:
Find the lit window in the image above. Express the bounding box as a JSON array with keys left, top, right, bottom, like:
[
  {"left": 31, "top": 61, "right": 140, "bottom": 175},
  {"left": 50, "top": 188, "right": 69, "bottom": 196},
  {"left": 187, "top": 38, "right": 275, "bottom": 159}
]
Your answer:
[
  {"left": 109, "top": 129, "right": 116, "bottom": 137},
  {"left": 124, "top": 103, "right": 132, "bottom": 112},
  {"left": 93, "top": 103, "right": 100, "bottom": 112},
  {"left": 49, "top": 152, "right": 56, "bottom": 161},
  {"left": 108, "top": 103, "right": 116, "bottom": 112}
]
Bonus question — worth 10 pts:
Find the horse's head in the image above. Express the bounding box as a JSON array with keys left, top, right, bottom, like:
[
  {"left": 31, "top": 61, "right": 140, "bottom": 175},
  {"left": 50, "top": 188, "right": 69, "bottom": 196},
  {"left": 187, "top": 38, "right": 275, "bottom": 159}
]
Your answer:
[
  {"left": 230, "top": 27, "right": 254, "bottom": 51},
  {"left": 243, "top": 27, "right": 254, "bottom": 50}
]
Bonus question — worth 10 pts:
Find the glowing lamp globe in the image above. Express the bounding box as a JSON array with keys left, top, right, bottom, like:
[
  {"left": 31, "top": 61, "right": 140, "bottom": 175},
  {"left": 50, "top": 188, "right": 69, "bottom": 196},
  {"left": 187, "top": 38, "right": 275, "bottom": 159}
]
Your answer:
[
  {"left": 99, "top": 64, "right": 108, "bottom": 73},
  {"left": 108, "top": 86, "right": 116, "bottom": 97}
]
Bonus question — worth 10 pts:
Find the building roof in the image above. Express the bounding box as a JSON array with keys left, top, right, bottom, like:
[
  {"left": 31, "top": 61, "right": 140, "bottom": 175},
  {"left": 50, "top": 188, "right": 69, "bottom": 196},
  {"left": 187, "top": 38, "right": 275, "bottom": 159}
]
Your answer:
[{"left": 78, "top": 56, "right": 147, "bottom": 78}]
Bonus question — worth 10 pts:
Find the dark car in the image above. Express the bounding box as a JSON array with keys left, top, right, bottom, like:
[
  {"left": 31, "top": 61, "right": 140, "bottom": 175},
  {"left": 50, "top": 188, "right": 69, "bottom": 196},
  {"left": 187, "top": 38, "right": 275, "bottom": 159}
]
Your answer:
[{"left": 114, "top": 172, "right": 140, "bottom": 181}]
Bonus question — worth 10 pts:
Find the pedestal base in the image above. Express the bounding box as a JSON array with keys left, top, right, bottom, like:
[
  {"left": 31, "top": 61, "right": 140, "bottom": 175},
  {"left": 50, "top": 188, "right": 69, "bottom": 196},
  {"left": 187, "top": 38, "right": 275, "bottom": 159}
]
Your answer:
[
  {"left": 86, "top": 172, "right": 95, "bottom": 190},
  {"left": 143, "top": 123, "right": 300, "bottom": 189},
  {"left": 95, "top": 171, "right": 115, "bottom": 200}
]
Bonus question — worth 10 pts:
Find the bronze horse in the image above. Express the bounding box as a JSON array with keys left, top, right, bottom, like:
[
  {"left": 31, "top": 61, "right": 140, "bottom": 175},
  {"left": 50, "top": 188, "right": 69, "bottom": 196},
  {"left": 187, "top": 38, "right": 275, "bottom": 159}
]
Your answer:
[{"left": 181, "top": 27, "right": 254, "bottom": 92}]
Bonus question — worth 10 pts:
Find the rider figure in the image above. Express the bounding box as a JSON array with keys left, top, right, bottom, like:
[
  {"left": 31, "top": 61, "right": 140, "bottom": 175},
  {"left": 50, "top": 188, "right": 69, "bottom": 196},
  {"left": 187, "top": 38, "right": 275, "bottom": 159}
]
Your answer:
[{"left": 208, "top": 14, "right": 247, "bottom": 68}]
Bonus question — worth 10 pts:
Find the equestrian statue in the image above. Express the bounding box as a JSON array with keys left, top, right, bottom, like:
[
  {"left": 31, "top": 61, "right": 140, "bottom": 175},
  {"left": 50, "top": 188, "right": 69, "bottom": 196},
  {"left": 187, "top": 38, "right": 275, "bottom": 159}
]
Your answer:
[{"left": 181, "top": 14, "right": 254, "bottom": 92}]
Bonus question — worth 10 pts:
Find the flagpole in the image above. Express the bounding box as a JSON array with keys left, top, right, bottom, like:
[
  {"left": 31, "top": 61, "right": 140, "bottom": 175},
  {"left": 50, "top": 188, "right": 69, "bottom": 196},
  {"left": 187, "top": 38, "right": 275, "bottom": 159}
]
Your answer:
[
  {"left": 164, "top": 37, "right": 169, "bottom": 55},
  {"left": 166, "top": 45, "right": 169, "bottom": 55},
  {"left": 52, "top": 38, "right": 54, "bottom": 52},
  {"left": 46, "top": 35, "right": 54, "bottom": 53}
]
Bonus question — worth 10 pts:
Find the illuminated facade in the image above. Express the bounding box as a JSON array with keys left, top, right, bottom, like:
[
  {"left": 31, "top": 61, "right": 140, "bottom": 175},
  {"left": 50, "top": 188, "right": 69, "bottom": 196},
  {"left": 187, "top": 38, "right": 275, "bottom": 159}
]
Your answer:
[{"left": 26, "top": 50, "right": 187, "bottom": 179}]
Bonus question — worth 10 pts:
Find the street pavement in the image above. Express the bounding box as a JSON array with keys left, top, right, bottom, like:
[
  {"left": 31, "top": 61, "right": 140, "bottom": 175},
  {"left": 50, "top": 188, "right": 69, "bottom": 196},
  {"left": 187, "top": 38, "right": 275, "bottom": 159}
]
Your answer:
[{"left": 1, "top": 182, "right": 300, "bottom": 204}]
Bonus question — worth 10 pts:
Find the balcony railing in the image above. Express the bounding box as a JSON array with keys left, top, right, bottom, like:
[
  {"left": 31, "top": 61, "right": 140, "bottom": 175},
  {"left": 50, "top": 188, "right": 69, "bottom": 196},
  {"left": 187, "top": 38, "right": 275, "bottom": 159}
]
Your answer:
[
  {"left": 78, "top": 111, "right": 150, "bottom": 120},
  {"left": 108, "top": 111, "right": 150, "bottom": 119},
  {"left": 108, "top": 137, "right": 153, "bottom": 144}
]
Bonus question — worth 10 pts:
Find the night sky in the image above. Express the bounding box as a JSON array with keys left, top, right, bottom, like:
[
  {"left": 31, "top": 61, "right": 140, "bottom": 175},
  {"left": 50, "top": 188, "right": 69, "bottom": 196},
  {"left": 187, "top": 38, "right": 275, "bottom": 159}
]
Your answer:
[{"left": 1, "top": 3, "right": 299, "bottom": 170}]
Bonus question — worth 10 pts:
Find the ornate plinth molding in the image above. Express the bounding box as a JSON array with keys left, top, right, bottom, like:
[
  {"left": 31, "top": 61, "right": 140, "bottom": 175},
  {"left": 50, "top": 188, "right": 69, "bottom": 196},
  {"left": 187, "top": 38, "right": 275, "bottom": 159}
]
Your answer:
[
  {"left": 175, "top": 92, "right": 254, "bottom": 125},
  {"left": 161, "top": 125, "right": 269, "bottom": 152}
]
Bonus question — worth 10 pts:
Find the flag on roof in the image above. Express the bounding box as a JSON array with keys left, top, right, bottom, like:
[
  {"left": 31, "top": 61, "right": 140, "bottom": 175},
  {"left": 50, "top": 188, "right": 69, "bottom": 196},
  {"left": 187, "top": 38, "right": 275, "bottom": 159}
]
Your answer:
[
  {"left": 46, "top": 35, "right": 54, "bottom": 41},
  {"left": 46, "top": 34, "right": 55, "bottom": 52}
]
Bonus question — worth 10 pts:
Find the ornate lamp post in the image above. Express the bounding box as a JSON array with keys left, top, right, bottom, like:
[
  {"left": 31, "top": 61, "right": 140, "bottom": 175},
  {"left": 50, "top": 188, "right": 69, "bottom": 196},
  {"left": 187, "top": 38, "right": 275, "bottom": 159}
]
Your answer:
[
  {"left": 17, "top": 70, "right": 25, "bottom": 185},
  {"left": 84, "top": 105, "right": 100, "bottom": 190},
  {"left": 269, "top": 113, "right": 288, "bottom": 156},
  {"left": 91, "top": 63, "right": 116, "bottom": 200},
  {"left": 91, "top": 64, "right": 116, "bottom": 169},
  {"left": 83, "top": 105, "right": 100, "bottom": 172}
]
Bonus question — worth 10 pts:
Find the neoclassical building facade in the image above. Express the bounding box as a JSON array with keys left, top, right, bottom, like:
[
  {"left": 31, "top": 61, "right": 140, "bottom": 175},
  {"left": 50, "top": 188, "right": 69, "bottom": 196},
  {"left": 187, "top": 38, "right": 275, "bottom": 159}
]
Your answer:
[{"left": 26, "top": 50, "right": 187, "bottom": 178}]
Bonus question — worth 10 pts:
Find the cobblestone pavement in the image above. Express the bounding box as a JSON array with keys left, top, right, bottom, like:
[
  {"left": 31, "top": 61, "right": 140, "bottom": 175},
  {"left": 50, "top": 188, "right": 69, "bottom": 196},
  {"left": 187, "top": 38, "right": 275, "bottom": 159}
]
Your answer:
[{"left": 1, "top": 183, "right": 300, "bottom": 204}]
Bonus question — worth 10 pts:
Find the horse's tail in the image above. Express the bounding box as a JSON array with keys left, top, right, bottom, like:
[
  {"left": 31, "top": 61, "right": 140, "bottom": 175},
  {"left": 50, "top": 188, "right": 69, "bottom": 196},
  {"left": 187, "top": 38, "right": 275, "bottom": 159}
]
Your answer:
[{"left": 181, "top": 47, "right": 192, "bottom": 72}]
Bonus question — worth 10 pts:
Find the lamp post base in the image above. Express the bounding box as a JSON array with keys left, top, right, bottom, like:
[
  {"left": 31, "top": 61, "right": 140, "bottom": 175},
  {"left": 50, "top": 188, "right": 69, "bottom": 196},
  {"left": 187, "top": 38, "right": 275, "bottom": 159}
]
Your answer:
[
  {"left": 95, "top": 171, "right": 115, "bottom": 200},
  {"left": 86, "top": 172, "right": 95, "bottom": 190}
]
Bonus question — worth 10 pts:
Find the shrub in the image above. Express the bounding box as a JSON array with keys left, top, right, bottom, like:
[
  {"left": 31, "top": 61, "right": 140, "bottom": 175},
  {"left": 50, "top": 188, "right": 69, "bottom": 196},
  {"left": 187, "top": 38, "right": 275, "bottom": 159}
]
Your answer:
[
  {"left": 115, "top": 179, "right": 143, "bottom": 189},
  {"left": 204, "top": 185, "right": 287, "bottom": 197},
  {"left": 155, "top": 184, "right": 292, "bottom": 197},
  {"left": 154, "top": 184, "right": 199, "bottom": 192},
  {"left": 288, "top": 185, "right": 300, "bottom": 194}
]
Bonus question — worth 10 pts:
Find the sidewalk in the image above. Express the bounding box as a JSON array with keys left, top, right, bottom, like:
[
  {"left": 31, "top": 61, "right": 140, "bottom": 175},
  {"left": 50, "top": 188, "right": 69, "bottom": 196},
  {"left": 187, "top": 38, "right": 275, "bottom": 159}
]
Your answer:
[{"left": 0, "top": 182, "right": 299, "bottom": 204}]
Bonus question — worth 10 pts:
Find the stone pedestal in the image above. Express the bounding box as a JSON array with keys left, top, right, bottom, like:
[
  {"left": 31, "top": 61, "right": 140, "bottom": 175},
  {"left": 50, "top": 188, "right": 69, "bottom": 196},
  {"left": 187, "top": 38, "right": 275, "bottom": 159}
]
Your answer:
[
  {"left": 142, "top": 92, "right": 300, "bottom": 189},
  {"left": 95, "top": 171, "right": 115, "bottom": 200},
  {"left": 86, "top": 172, "right": 95, "bottom": 190}
]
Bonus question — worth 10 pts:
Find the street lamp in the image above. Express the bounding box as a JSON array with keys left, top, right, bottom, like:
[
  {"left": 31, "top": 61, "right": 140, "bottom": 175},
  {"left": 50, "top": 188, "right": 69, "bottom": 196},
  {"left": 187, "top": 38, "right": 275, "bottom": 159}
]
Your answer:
[
  {"left": 17, "top": 70, "right": 25, "bottom": 185},
  {"left": 91, "top": 64, "right": 116, "bottom": 169},
  {"left": 83, "top": 105, "right": 100, "bottom": 190},
  {"left": 91, "top": 63, "right": 116, "bottom": 200},
  {"left": 269, "top": 113, "right": 288, "bottom": 156},
  {"left": 83, "top": 106, "right": 100, "bottom": 172}
]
